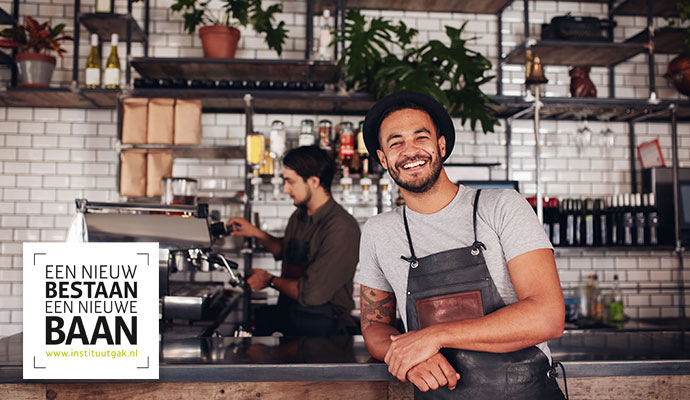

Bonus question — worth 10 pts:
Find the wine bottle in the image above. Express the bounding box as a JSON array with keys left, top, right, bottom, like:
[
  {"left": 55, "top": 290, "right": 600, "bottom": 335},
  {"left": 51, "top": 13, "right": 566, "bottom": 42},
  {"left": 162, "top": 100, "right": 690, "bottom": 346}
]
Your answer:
[
  {"left": 583, "top": 198, "right": 594, "bottom": 246},
  {"left": 594, "top": 198, "right": 607, "bottom": 247},
  {"left": 565, "top": 199, "right": 575, "bottom": 246},
  {"left": 550, "top": 198, "right": 561, "bottom": 246},
  {"left": 85, "top": 34, "right": 101, "bottom": 88},
  {"left": 104, "top": 34, "right": 120, "bottom": 89},
  {"left": 607, "top": 195, "right": 618, "bottom": 246},
  {"left": 574, "top": 199, "right": 583, "bottom": 246}
]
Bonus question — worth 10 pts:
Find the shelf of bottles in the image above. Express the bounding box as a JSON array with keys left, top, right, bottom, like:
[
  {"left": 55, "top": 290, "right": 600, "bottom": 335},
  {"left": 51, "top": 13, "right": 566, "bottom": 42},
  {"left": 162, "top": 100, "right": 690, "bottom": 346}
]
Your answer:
[
  {"left": 531, "top": 192, "right": 664, "bottom": 250},
  {"left": 245, "top": 118, "right": 395, "bottom": 217}
]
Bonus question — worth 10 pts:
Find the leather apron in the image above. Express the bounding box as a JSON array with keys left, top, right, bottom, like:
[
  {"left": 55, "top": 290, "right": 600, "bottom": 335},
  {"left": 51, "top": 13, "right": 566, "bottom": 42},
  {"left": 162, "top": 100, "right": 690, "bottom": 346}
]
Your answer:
[
  {"left": 278, "top": 238, "right": 338, "bottom": 336},
  {"left": 403, "top": 190, "right": 564, "bottom": 399}
]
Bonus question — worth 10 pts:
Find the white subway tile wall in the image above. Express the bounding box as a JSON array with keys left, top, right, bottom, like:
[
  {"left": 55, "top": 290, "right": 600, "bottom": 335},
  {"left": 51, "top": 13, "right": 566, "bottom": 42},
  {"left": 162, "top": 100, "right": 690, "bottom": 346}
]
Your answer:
[{"left": 0, "top": 0, "right": 689, "bottom": 337}]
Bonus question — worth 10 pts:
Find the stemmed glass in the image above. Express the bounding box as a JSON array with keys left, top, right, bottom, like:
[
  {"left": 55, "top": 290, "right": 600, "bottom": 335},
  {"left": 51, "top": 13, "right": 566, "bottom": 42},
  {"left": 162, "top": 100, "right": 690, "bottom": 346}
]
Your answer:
[{"left": 575, "top": 117, "right": 592, "bottom": 152}]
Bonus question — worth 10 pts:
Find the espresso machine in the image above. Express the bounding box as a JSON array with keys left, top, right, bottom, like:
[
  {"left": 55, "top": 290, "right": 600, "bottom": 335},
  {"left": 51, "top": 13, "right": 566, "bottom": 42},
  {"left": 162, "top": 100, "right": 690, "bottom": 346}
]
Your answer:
[{"left": 74, "top": 199, "right": 245, "bottom": 334}]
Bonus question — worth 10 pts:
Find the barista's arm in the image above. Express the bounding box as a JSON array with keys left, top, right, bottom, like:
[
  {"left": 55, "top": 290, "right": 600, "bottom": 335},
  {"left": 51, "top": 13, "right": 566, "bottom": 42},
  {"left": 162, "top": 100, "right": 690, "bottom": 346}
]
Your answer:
[
  {"left": 247, "top": 268, "right": 298, "bottom": 300},
  {"left": 227, "top": 217, "right": 282, "bottom": 258},
  {"left": 384, "top": 248, "right": 565, "bottom": 381}
]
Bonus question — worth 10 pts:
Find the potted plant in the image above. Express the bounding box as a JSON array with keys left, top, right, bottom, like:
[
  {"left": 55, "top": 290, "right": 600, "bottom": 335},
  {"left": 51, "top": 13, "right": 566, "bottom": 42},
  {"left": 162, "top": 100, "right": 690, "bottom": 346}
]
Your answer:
[
  {"left": 0, "top": 16, "right": 72, "bottom": 87},
  {"left": 168, "top": 0, "right": 288, "bottom": 58},
  {"left": 334, "top": 9, "right": 498, "bottom": 134},
  {"left": 665, "top": 0, "right": 690, "bottom": 97}
]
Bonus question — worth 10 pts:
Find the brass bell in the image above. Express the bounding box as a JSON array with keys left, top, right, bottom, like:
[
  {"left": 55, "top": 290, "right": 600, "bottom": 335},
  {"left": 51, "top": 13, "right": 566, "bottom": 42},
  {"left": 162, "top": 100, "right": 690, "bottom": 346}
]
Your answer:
[{"left": 526, "top": 55, "right": 548, "bottom": 86}]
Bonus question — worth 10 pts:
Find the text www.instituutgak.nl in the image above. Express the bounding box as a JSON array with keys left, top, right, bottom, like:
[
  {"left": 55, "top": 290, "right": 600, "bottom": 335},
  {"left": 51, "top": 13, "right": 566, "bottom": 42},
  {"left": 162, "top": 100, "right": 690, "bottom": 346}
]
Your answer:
[{"left": 45, "top": 348, "right": 138, "bottom": 359}]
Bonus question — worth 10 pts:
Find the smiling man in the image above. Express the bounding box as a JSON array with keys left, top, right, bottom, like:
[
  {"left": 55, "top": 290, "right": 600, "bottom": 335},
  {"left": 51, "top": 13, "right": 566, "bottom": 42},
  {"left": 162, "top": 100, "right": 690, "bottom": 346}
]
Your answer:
[
  {"left": 228, "top": 146, "right": 360, "bottom": 336},
  {"left": 357, "top": 91, "right": 566, "bottom": 399}
]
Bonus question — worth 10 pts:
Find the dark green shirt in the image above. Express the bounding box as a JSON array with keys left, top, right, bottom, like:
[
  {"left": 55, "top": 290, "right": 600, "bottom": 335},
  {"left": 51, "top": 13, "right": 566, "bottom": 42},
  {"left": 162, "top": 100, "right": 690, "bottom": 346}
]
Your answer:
[{"left": 280, "top": 197, "right": 361, "bottom": 323}]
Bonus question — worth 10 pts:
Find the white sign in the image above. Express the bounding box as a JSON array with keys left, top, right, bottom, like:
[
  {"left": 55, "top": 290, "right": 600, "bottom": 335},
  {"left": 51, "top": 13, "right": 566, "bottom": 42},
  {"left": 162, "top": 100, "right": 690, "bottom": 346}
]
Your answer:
[{"left": 23, "top": 242, "right": 159, "bottom": 379}]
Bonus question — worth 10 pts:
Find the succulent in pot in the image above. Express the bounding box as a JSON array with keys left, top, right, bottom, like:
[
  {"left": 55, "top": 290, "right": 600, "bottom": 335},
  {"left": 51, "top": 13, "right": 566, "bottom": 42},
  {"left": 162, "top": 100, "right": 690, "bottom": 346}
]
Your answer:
[
  {"left": 0, "top": 16, "right": 72, "bottom": 87},
  {"left": 167, "top": 0, "right": 289, "bottom": 58}
]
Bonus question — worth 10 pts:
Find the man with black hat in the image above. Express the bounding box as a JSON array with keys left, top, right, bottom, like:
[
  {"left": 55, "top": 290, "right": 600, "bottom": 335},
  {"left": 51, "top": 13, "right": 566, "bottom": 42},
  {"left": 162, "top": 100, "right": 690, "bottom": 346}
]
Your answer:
[{"left": 356, "top": 91, "right": 566, "bottom": 398}]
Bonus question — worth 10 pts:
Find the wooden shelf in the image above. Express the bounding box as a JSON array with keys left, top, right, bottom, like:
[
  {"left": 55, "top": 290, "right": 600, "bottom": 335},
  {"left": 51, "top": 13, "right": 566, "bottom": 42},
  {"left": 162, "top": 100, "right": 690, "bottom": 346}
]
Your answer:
[
  {"left": 613, "top": 0, "right": 678, "bottom": 17},
  {"left": 0, "top": 87, "right": 120, "bottom": 108},
  {"left": 626, "top": 27, "right": 687, "bottom": 55},
  {"left": 503, "top": 40, "right": 646, "bottom": 67},
  {"left": 496, "top": 96, "right": 690, "bottom": 122},
  {"left": 0, "top": 7, "right": 13, "bottom": 25},
  {"left": 121, "top": 144, "right": 244, "bottom": 159},
  {"left": 313, "top": 0, "right": 513, "bottom": 14},
  {"left": 130, "top": 89, "right": 376, "bottom": 114},
  {"left": 131, "top": 58, "right": 340, "bottom": 83},
  {"left": 79, "top": 13, "right": 146, "bottom": 42}
]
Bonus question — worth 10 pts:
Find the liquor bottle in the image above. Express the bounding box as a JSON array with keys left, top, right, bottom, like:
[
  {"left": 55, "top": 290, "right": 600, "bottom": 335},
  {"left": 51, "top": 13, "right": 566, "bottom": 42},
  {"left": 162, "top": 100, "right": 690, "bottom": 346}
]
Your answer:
[
  {"left": 338, "top": 122, "right": 355, "bottom": 170},
  {"left": 84, "top": 34, "right": 101, "bottom": 88},
  {"left": 645, "top": 193, "right": 659, "bottom": 246},
  {"left": 299, "top": 119, "right": 315, "bottom": 146},
  {"left": 318, "top": 120, "right": 333, "bottom": 152},
  {"left": 259, "top": 138, "right": 274, "bottom": 176},
  {"left": 550, "top": 198, "right": 561, "bottom": 246},
  {"left": 594, "top": 198, "right": 607, "bottom": 247},
  {"left": 583, "top": 198, "right": 594, "bottom": 246},
  {"left": 246, "top": 131, "right": 265, "bottom": 170},
  {"left": 621, "top": 193, "right": 634, "bottom": 246},
  {"left": 96, "top": 0, "right": 113, "bottom": 13},
  {"left": 269, "top": 120, "right": 286, "bottom": 160},
  {"left": 608, "top": 274, "right": 625, "bottom": 324},
  {"left": 317, "top": 10, "right": 333, "bottom": 61},
  {"left": 633, "top": 193, "right": 646, "bottom": 246},
  {"left": 104, "top": 34, "right": 121, "bottom": 89}
]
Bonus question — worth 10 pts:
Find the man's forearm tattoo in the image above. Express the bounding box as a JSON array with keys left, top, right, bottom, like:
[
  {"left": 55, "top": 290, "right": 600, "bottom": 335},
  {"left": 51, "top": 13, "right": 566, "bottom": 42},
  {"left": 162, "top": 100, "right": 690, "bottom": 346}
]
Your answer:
[{"left": 361, "top": 288, "right": 395, "bottom": 330}]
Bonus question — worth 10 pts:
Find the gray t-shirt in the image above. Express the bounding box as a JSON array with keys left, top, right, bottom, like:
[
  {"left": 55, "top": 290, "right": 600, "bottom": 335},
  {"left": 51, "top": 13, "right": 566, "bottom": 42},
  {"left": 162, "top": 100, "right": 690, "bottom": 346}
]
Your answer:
[{"left": 356, "top": 185, "right": 554, "bottom": 359}]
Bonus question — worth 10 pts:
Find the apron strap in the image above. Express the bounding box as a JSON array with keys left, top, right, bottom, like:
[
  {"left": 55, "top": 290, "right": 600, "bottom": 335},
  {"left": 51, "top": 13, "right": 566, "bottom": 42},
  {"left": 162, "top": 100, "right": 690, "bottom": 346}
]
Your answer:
[
  {"left": 400, "top": 207, "right": 419, "bottom": 268},
  {"left": 472, "top": 190, "right": 487, "bottom": 255}
]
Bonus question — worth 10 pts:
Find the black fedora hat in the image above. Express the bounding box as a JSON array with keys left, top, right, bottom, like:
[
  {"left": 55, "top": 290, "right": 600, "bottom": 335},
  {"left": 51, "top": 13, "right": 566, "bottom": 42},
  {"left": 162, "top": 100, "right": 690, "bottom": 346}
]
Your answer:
[{"left": 363, "top": 91, "right": 455, "bottom": 164}]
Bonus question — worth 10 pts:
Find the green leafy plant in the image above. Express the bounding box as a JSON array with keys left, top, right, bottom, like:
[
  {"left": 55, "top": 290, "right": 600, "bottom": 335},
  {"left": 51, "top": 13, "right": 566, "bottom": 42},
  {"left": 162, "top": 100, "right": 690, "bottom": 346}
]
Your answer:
[
  {"left": 0, "top": 16, "right": 72, "bottom": 58},
  {"left": 667, "top": 0, "right": 690, "bottom": 53},
  {"left": 335, "top": 9, "right": 498, "bottom": 134},
  {"left": 168, "top": 0, "right": 288, "bottom": 55}
]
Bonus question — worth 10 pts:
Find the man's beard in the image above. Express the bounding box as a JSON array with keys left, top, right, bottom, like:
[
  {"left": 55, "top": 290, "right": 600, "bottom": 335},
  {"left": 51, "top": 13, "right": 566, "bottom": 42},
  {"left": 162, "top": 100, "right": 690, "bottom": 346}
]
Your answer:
[
  {"left": 293, "top": 186, "right": 312, "bottom": 207},
  {"left": 387, "top": 148, "right": 443, "bottom": 193}
]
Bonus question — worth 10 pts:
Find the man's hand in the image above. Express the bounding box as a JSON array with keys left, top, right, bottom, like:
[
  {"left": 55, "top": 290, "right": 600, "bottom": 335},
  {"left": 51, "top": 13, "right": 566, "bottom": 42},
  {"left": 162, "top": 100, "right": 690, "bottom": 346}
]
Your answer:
[
  {"left": 227, "top": 217, "right": 262, "bottom": 238},
  {"left": 385, "top": 328, "right": 441, "bottom": 381},
  {"left": 247, "top": 268, "right": 272, "bottom": 290},
  {"left": 405, "top": 353, "right": 460, "bottom": 392}
]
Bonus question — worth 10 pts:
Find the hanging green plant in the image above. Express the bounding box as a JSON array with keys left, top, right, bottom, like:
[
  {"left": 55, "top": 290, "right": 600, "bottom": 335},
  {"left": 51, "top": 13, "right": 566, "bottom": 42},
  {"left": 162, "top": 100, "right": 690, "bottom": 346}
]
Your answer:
[{"left": 335, "top": 9, "right": 498, "bottom": 134}]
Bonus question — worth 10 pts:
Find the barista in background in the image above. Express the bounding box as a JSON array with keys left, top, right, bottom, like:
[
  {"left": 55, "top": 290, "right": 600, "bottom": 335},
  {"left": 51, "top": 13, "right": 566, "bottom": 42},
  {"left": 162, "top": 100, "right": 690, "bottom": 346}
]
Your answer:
[{"left": 228, "top": 146, "right": 361, "bottom": 336}]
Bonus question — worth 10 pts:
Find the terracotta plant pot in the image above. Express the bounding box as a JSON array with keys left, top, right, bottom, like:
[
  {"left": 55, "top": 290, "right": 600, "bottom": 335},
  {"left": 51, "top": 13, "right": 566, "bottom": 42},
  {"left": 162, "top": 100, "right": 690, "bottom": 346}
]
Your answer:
[
  {"left": 665, "top": 54, "right": 690, "bottom": 97},
  {"left": 15, "top": 52, "right": 56, "bottom": 87},
  {"left": 198, "top": 25, "right": 241, "bottom": 58}
]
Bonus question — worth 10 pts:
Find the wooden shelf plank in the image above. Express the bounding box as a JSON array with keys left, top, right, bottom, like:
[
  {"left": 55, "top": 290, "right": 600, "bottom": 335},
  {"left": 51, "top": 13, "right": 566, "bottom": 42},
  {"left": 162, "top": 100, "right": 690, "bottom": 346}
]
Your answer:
[
  {"left": 131, "top": 58, "right": 340, "bottom": 83},
  {"left": 79, "top": 13, "right": 146, "bottom": 42},
  {"left": 123, "top": 144, "right": 244, "bottom": 159},
  {"left": 504, "top": 40, "right": 646, "bottom": 67},
  {"left": 0, "top": 87, "right": 120, "bottom": 109},
  {"left": 613, "top": 0, "right": 678, "bottom": 17},
  {"left": 626, "top": 27, "right": 687, "bottom": 55},
  {"left": 313, "top": 0, "right": 513, "bottom": 14}
]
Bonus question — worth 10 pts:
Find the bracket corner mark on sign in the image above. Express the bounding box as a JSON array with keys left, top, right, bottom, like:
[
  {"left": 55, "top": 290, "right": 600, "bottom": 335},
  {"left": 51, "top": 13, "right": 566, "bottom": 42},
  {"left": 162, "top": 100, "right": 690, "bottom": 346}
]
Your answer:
[{"left": 136, "top": 253, "right": 150, "bottom": 267}]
